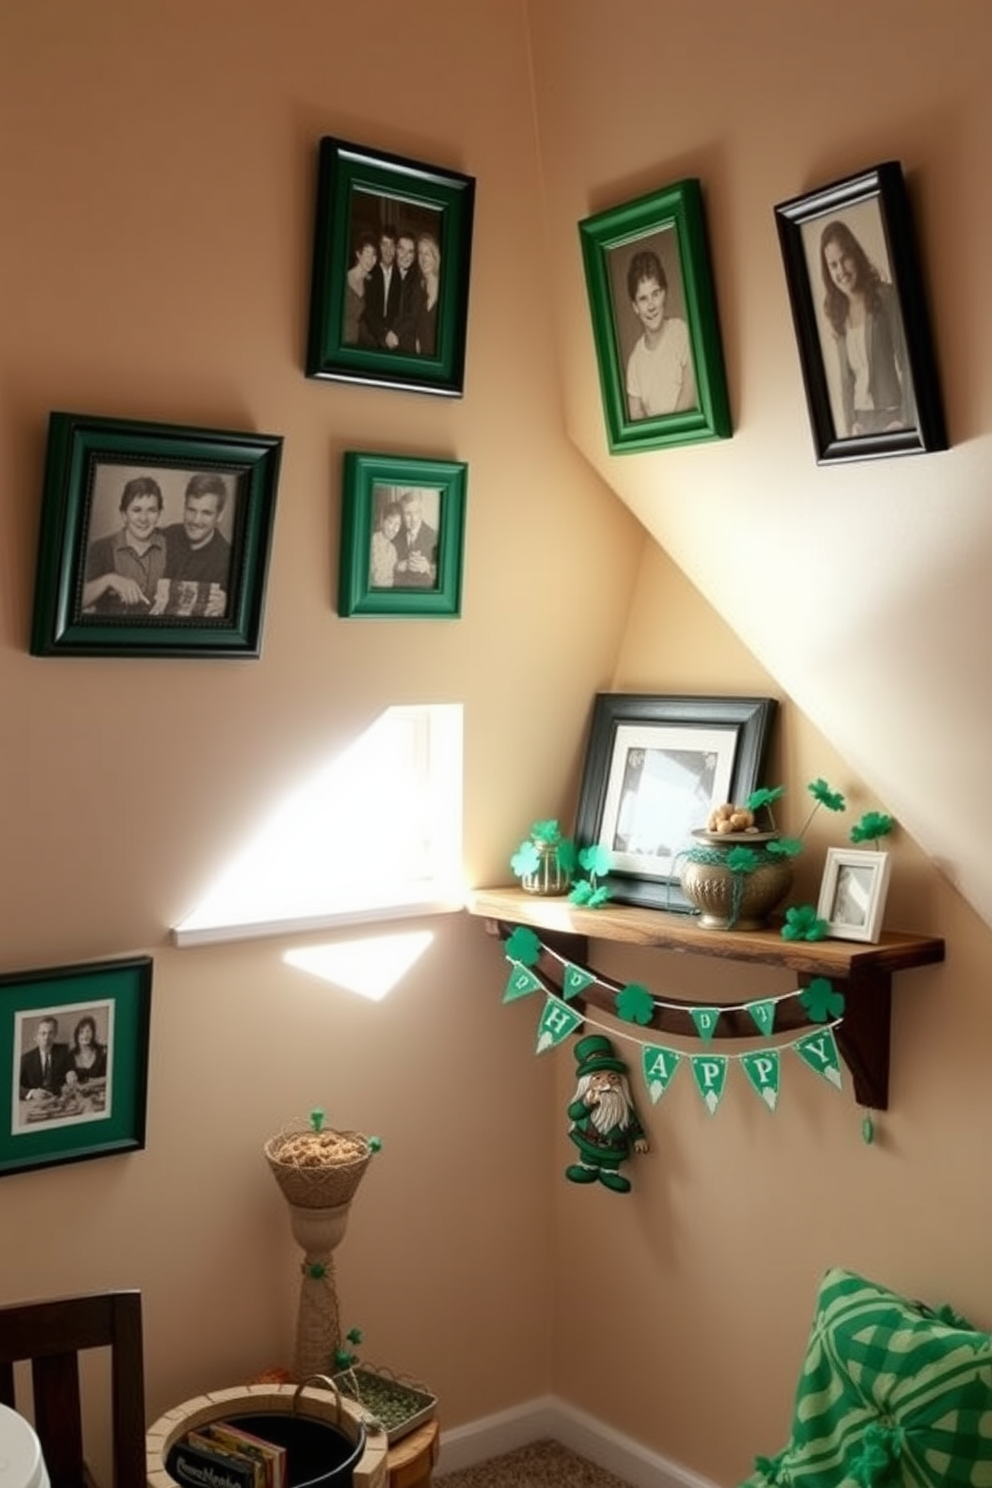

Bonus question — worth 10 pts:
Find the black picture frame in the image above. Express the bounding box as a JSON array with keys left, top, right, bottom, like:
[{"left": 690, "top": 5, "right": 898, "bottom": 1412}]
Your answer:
[
  {"left": 1, "top": 955, "right": 152, "bottom": 1179},
  {"left": 578, "top": 178, "right": 731, "bottom": 454},
  {"left": 306, "top": 137, "right": 475, "bottom": 398},
  {"left": 774, "top": 161, "right": 947, "bottom": 463},
  {"left": 574, "top": 694, "right": 777, "bottom": 911},
  {"left": 338, "top": 451, "right": 467, "bottom": 618},
  {"left": 30, "top": 412, "right": 283, "bottom": 659}
]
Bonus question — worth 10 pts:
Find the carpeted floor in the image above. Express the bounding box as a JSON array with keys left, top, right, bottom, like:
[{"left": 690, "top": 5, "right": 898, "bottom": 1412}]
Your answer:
[{"left": 434, "top": 1437, "right": 635, "bottom": 1488}]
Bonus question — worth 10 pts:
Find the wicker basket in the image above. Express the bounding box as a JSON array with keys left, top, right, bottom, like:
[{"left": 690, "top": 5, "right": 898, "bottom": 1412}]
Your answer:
[{"left": 264, "top": 1122, "right": 374, "bottom": 1210}]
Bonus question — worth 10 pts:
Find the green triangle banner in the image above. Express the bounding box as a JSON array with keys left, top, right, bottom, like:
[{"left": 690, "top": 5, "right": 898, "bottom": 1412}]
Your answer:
[
  {"left": 690, "top": 1054, "right": 728, "bottom": 1115},
  {"left": 794, "top": 1028, "right": 843, "bottom": 1090},
  {"left": 535, "top": 997, "right": 583, "bottom": 1053},
  {"left": 741, "top": 1050, "right": 781, "bottom": 1111},
  {"left": 747, "top": 999, "right": 777, "bottom": 1037},
  {"left": 690, "top": 1006, "right": 720, "bottom": 1041},
  {"left": 562, "top": 963, "right": 595, "bottom": 1000},
  {"left": 503, "top": 965, "right": 543, "bottom": 1002},
  {"left": 642, "top": 1044, "right": 682, "bottom": 1104}
]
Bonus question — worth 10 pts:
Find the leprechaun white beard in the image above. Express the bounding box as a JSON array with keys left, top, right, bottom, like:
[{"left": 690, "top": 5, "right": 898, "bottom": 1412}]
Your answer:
[{"left": 590, "top": 1088, "right": 630, "bottom": 1133}]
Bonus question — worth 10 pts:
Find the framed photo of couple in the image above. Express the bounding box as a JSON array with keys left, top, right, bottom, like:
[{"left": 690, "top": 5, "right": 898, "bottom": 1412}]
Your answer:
[
  {"left": 338, "top": 451, "right": 467, "bottom": 618},
  {"left": 579, "top": 178, "right": 732, "bottom": 454},
  {"left": 30, "top": 412, "right": 283, "bottom": 658},
  {"left": 306, "top": 137, "right": 476, "bottom": 399},
  {"left": 774, "top": 161, "right": 947, "bottom": 464},
  {"left": 0, "top": 954, "right": 152, "bottom": 1179}
]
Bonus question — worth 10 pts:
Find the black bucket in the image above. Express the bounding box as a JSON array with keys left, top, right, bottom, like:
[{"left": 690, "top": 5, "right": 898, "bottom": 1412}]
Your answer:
[{"left": 168, "top": 1412, "right": 365, "bottom": 1488}]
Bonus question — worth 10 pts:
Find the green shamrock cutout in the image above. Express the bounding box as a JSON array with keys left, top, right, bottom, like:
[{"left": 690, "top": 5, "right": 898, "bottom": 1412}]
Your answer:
[
  {"left": 616, "top": 982, "right": 655, "bottom": 1025},
  {"left": 799, "top": 976, "right": 845, "bottom": 1022}
]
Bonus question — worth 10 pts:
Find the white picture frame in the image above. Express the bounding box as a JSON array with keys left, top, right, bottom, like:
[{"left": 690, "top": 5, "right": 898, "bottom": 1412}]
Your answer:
[{"left": 817, "top": 848, "right": 891, "bottom": 943}]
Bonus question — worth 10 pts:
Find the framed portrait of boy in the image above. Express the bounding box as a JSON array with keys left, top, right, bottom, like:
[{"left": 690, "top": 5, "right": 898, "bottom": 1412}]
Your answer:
[
  {"left": 30, "top": 412, "right": 283, "bottom": 658},
  {"left": 306, "top": 137, "right": 475, "bottom": 399},
  {"left": 774, "top": 161, "right": 947, "bottom": 464},
  {"left": 579, "top": 178, "right": 731, "bottom": 454},
  {"left": 338, "top": 451, "right": 467, "bottom": 618}
]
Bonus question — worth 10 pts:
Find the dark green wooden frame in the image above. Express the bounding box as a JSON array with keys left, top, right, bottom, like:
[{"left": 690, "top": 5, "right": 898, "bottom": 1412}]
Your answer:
[
  {"left": 30, "top": 412, "right": 283, "bottom": 658},
  {"left": 306, "top": 137, "right": 475, "bottom": 398},
  {"left": 1, "top": 955, "right": 152, "bottom": 1179},
  {"left": 338, "top": 451, "right": 467, "bottom": 618},
  {"left": 579, "top": 178, "right": 731, "bottom": 453}
]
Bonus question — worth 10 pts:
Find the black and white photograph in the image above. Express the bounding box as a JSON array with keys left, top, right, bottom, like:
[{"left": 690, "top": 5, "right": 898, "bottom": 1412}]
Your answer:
[
  {"left": 369, "top": 483, "right": 442, "bottom": 592},
  {"left": 0, "top": 955, "right": 151, "bottom": 1179},
  {"left": 307, "top": 137, "right": 475, "bottom": 398},
  {"left": 83, "top": 463, "right": 238, "bottom": 622},
  {"left": 607, "top": 228, "right": 698, "bottom": 423},
  {"left": 579, "top": 178, "right": 731, "bottom": 453},
  {"left": 14, "top": 1001, "right": 114, "bottom": 1135},
  {"left": 30, "top": 412, "right": 283, "bottom": 658},
  {"left": 775, "top": 161, "right": 947, "bottom": 463},
  {"left": 574, "top": 694, "right": 777, "bottom": 910},
  {"left": 817, "top": 847, "right": 892, "bottom": 943},
  {"left": 342, "top": 193, "right": 444, "bottom": 360},
  {"left": 338, "top": 452, "right": 467, "bottom": 619}
]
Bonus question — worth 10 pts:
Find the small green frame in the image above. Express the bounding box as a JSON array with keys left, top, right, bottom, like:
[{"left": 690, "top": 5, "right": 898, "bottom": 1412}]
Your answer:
[
  {"left": 1, "top": 955, "right": 152, "bottom": 1179},
  {"left": 306, "top": 137, "right": 475, "bottom": 398},
  {"left": 30, "top": 412, "right": 283, "bottom": 658},
  {"left": 338, "top": 452, "right": 467, "bottom": 618},
  {"left": 579, "top": 178, "right": 731, "bottom": 454}
]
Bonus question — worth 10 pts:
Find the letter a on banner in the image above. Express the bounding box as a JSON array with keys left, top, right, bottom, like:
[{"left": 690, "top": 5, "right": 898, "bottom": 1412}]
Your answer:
[
  {"left": 741, "top": 1050, "right": 780, "bottom": 1110},
  {"left": 535, "top": 996, "right": 583, "bottom": 1053},
  {"left": 503, "top": 964, "right": 543, "bottom": 1002},
  {"left": 642, "top": 1044, "right": 682, "bottom": 1104},
  {"left": 562, "top": 963, "right": 595, "bottom": 1000},
  {"left": 690, "top": 1055, "right": 728, "bottom": 1114},
  {"left": 794, "top": 1028, "right": 843, "bottom": 1089}
]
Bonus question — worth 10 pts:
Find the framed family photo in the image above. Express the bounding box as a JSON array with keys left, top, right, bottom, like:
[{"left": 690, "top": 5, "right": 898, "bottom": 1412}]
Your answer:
[
  {"left": 306, "top": 137, "right": 475, "bottom": 398},
  {"left": 817, "top": 848, "right": 891, "bottom": 944},
  {"left": 774, "top": 161, "right": 947, "bottom": 464},
  {"left": 30, "top": 412, "right": 283, "bottom": 658},
  {"left": 578, "top": 178, "right": 731, "bottom": 454},
  {"left": 1, "top": 955, "right": 152, "bottom": 1179},
  {"left": 574, "top": 694, "right": 777, "bottom": 911},
  {"left": 338, "top": 452, "right": 467, "bottom": 618}
]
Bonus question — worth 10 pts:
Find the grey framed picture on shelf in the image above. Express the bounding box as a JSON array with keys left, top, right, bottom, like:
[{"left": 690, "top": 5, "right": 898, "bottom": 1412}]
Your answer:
[
  {"left": 578, "top": 178, "right": 731, "bottom": 454},
  {"left": 573, "top": 694, "right": 777, "bottom": 911},
  {"left": 30, "top": 412, "right": 283, "bottom": 659},
  {"left": 817, "top": 848, "right": 891, "bottom": 943},
  {"left": 774, "top": 161, "right": 947, "bottom": 463},
  {"left": 306, "top": 137, "right": 475, "bottom": 398},
  {"left": 1, "top": 956, "right": 152, "bottom": 1179}
]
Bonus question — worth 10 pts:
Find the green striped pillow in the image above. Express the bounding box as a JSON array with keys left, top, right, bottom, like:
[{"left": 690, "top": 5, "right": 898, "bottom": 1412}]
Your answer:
[{"left": 741, "top": 1267, "right": 992, "bottom": 1487}]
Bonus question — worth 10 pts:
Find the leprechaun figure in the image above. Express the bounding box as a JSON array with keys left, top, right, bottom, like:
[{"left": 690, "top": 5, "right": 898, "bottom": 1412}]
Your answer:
[{"left": 565, "top": 1033, "right": 648, "bottom": 1193}]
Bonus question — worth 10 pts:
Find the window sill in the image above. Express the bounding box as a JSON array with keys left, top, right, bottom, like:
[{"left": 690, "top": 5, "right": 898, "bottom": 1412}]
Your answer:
[{"left": 172, "top": 886, "right": 466, "bottom": 948}]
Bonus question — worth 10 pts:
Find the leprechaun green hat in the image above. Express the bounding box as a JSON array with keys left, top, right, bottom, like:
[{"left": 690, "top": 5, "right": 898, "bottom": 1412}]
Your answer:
[{"left": 573, "top": 1034, "right": 626, "bottom": 1076}]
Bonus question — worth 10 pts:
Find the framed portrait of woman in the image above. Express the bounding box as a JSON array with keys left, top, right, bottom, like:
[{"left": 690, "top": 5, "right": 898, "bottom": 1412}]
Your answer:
[{"left": 774, "top": 161, "right": 947, "bottom": 464}]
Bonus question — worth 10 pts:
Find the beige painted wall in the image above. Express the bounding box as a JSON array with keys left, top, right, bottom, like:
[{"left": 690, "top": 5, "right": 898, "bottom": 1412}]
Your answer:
[
  {"left": 527, "top": 0, "right": 992, "bottom": 929},
  {"left": 0, "top": 0, "right": 644, "bottom": 1439},
  {"left": 2, "top": 5, "right": 991, "bottom": 1488}
]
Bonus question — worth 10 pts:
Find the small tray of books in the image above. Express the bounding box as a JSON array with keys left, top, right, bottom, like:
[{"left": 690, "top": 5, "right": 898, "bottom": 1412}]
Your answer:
[{"left": 331, "top": 1367, "right": 437, "bottom": 1446}]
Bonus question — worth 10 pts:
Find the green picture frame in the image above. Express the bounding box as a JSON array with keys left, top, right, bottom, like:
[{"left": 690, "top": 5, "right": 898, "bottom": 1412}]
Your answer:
[
  {"left": 338, "top": 452, "right": 467, "bottom": 618},
  {"left": 306, "top": 137, "right": 475, "bottom": 398},
  {"left": 1, "top": 955, "right": 152, "bottom": 1179},
  {"left": 30, "top": 412, "right": 283, "bottom": 659},
  {"left": 579, "top": 178, "right": 731, "bottom": 454}
]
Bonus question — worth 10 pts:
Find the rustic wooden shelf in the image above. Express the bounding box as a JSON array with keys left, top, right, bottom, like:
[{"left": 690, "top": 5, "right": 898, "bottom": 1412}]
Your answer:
[{"left": 466, "top": 887, "right": 945, "bottom": 1110}]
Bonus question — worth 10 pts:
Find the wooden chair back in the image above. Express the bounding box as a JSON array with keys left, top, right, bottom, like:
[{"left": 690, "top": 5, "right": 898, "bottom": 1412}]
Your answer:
[{"left": 0, "top": 1291, "right": 145, "bottom": 1488}]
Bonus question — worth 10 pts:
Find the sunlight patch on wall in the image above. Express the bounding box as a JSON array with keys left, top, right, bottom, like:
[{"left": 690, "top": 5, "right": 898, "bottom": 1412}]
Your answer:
[
  {"left": 173, "top": 704, "right": 464, "bottom": 946},
  {"left": 283, "top": 931, "right": 434, "bottom": 1001}
]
